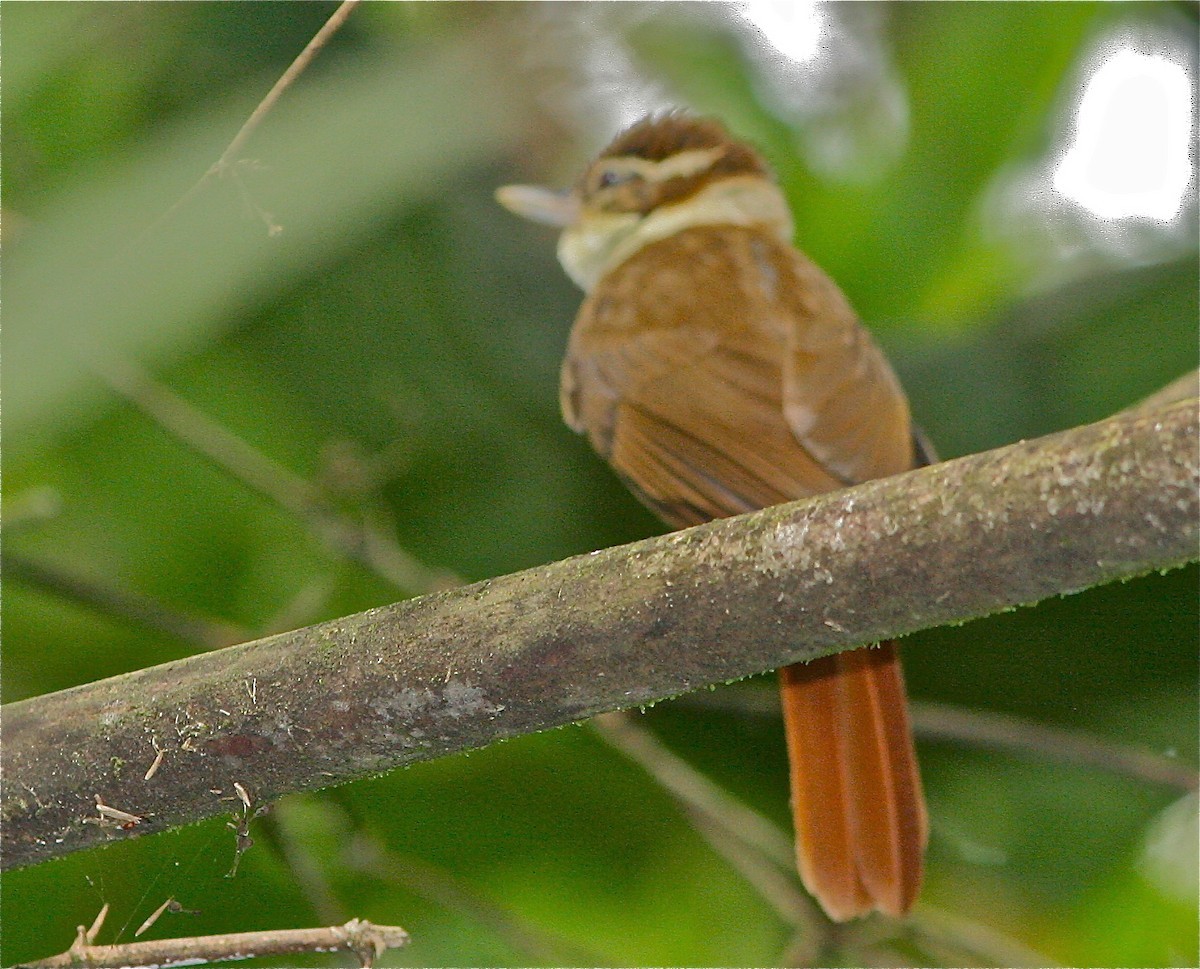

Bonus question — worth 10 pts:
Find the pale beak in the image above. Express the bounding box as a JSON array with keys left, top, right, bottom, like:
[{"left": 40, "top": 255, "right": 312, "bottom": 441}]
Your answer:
[{"left": 495, "top": 184, "right": 580, "bottom": 228}]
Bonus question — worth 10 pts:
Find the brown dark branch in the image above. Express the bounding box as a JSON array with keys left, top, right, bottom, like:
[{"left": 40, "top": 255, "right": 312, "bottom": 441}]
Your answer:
[{"left": 3, "top": 396, "right": 1196, "bottom": 869}]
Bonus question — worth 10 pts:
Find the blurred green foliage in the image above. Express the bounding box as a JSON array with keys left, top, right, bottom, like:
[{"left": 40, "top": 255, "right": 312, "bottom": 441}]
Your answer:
[{"left": 3, "top": 3, "right": 1196, "bottom": 967}]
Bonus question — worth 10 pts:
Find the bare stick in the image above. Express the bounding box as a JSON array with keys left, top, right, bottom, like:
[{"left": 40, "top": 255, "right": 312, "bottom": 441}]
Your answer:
[
  {"left": 152, "top": 0, "right": 363, "bottom": 230},
  {"left": 678, "top": 690, "right": 1198, "bottom": 792},
  {"left": 911, "top": 700, "right": 1197, "bottom": 791},
  {"left": 3, "top": 395, "right": 1196, "bottom": 869},
  {"left": 591, "top": 712, "right": 826, "bottom": 938},
  {"left": 593, "top": 712, "right": 794, "bottom": 868},
  {"left": 687, "top": 810, "right": 820, "bottom": 930},
  {"left": 23, "top": 916, "right": 408, "bottom": 969},
  {"left": 215, "top": 1, "right": 361, "bottom": 173},
  {"left": 343, "top": 830, "right": 605, "bottom": 965},
  {"left": 95, "top": 356, "right": 459, "bottom": 594},
  {"left": 908, "top": 903, "right": 1057, "bottom": 968},
  {"left": 3, "top": 552, "right": 244, "bottom": 651}
]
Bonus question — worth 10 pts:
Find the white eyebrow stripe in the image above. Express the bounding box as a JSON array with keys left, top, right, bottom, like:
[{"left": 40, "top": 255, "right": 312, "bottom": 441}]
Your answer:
[
  {"left": 600, "top": 146, "right": 727, "bottom": 184},
  {"left": 646, "top": 146, "right": 727, "bottom": 181}
]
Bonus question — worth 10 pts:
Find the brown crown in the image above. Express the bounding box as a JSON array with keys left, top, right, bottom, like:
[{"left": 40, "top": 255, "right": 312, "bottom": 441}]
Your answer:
[{"left": 580, "top": 113, "right": 773, "bottom": 215}]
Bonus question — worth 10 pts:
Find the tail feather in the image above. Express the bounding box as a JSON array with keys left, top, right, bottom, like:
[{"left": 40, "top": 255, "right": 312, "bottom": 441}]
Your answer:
[{"left": 780, "top": 641, "right": 925, "bottom": 920}]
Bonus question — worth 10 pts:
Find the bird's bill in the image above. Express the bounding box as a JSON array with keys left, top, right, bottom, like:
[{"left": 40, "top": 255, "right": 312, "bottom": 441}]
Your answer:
[{"left": 495, "top": 184, "right": 580, "bottom": 227}]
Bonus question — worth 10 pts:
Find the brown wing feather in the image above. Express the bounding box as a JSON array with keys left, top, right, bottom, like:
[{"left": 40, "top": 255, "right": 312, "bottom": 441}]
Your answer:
[
  {"left": 562, "top": 225, "right": 913, "bottom": 517},
  {"left": 608, "top": 330, "right": 846, "bottom": 526}
]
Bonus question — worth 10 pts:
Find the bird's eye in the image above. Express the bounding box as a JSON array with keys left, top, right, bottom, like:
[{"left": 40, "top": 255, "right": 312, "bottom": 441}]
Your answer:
[{"left": 596, "top": 167, "right": 637, "bottom": 190}]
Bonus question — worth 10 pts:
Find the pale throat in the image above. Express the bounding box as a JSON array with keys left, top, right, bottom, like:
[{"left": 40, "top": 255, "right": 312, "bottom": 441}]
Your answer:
[{"left": 556, "top": 176, "right": 795, "bottom": 292}]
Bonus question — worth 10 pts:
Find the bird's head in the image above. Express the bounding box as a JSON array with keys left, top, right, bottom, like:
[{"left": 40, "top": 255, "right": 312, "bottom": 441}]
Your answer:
[{"left": 497, "top": 113, "right": 793, "bottom": 291}]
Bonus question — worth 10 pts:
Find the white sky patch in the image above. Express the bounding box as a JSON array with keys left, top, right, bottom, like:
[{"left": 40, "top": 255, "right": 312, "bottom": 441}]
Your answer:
[
  {"left": 727, "top": 2, "right": 906, "bottom": 183},
  {"left": 737, "top": 0, "right": 825, "bottom": 66},
  {"left": 1053, "top": 48, "right": 1194, "bottom": 222},
  {"left": 577, "top": 25, "right": 673, "bottom": 133}
]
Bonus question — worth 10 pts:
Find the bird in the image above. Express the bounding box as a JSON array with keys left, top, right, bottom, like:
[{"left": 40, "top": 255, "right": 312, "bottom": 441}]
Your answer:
[{"left": 497, "top": 112, "right": 927, "bottom": 921}]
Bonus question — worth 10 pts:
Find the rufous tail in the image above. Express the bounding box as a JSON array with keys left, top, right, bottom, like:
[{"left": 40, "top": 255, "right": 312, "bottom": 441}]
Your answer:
[{"left": 779, "top": 641, "right": 926, "bottom": 921}]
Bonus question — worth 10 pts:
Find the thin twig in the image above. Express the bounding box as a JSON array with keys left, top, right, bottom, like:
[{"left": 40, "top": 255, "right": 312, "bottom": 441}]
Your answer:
[
  {"left": 782, "top": 917, "right": 901, "bottom": 969},
  {"left": 94, "top": 356, "right": 459, "bottom": 594},
  {"left": 260, "top": 577, "right": 337, "bottom": 637},
  {"left": 677, "top": 689, "right": 1198, "bottom": 792},
  {"left": 214, "top": 1, "right": 362, "bottom": 172},
  {"left": 686, "top": 811, "right": 821, "bottom": 931},
  {"left": 23, "top": 915, "right": 408, "bottom": 969},
  {"left": 911, "top": 700, "right": 1198, "bottom": 791},
  {"left": 591, "top": 713, "right": 794, "bottom": 869},
  {"left": 908, "top": 903, "right": 1057, "bottom": 969},
  {"left": 6, "top": 536, "right": 333, "bottom": 650},
  {"left": 2, "top": 552, "right": 243, "bottom": 651},
  {"left": 261, "top": 799, "right": 348, "bottom": 927},
  {"left": 135, "top": 897, "right": 186, "bottom": 938},
  {"left": 342, "top": 828, "right": 604, "bottom": 965},
  {"left": 150, "top": 0, "right": 362, "bottom": 232},
  {"left": 591, "top": 713, "right": 828, "bottom": 938}
]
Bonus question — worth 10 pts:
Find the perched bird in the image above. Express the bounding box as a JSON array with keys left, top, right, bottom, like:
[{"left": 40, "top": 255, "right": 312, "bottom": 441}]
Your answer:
[{"left": 498, "top": 113, "right": 927, "bottom": 921}]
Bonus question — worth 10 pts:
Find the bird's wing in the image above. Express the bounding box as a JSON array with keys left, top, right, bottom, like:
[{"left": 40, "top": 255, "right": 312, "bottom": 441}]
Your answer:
[{"left": 561, "top": 226, "right": 913, "bottom": 526}]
